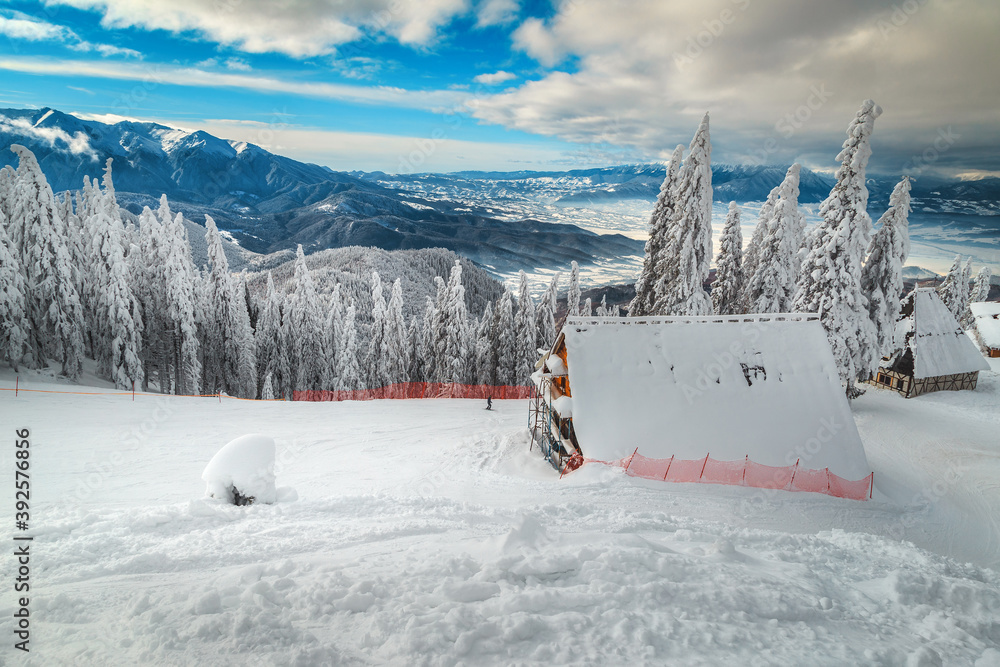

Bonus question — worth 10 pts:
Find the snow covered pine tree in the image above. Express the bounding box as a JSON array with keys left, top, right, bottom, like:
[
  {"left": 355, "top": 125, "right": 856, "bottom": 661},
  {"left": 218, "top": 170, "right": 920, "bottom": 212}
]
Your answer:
[{"left": 792, "top": 100, "right": 882, "bottom": 396}]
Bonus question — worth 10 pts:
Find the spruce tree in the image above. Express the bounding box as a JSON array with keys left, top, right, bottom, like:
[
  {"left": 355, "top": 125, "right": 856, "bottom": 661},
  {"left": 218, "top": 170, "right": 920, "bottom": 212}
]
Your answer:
[
  {"left": 475, "top": 302, "right": 497, "bottom": 386},
  {"left": 745, "top": 165, "right": 804, "bottom": 314},
  {"left": 421, "top": 292, "right": 439, "bottom": 383},
  {"left": 514, "top": 271, "right": 537, "bottom": 383},
  {"left": 261, "top": 372, "right": 275, "bottom": 400},
  {"left": 256, "top": 272, "right": 289, "bottom": 400},
  {"left": 936, "top": 255, "right": 966, "bottom": 322},
  {"left": 367, "top": 271, "right": 389, "bottom": 388},
  {"left": 162, "top": 211, "right": 201, "bottom": 395},
  {"left": 233, "top": 271, "right": 258, "bottom": 398},
  {"left": 9, "top": 145, "right": 85, "bottom": 378},
  {"left": 596, "top": 294, "right": 610, "bottom": 316},
  {"left": 971, "top": 266, "right": 992, "bottom": 303},
  {"left": 630, "top": 145, "right": 684, "bottom": 316},
  {"left": 861, "top": 176, "right": 911, "bottom": 356},
  {"left": 434, "top": 261, "right": 470, "bottom": 384},
  {"left": 792, "top": 100, "right": 882, "bottom": 389},
  {"left": 711, "top": 202, "right": 745, "bottom": 315},
  {"left": 567, "top": 261, "right": 581, "bottom": 317},
  {"left": 202, "top": 215, "right": 244, "bottom": 395},
  {"left": 959, "top": 258, "right": 974, "bottom": 329},
  {"left": 85, "top": 160, "right": 143, "bottom": 389},
  {"left": 742, "top": 182, "right": 782, "bottom": 303},
  {"left": 323, "top": 284, "right": 343, "bottom": 390},
  {"left": 407, "top": 316, "right": 426, "bottom": 383},
  {"left": 653, "top": 114, "right": 713, "bottom": 316},
  {"left": 535, "top": 273, "right": 559, "bottom": 351},
  {"left": 384, "top": 278, "right": 409, "bottom": 384},
  {"left": 494, "top": 290, "right": 517, "bottom": 385},
  {"left": 288, "top": 245, "right": 326, "bottom": 392},
  {"left": 135, "top": 207, "right": 163, "bottom": 390},
  {"left": 0, "top": 165, "right": 13, "bottom": 222},
  {"left": 337, "top": 301, "right": 363, "bottom": 391},
  {"left": 0, "top": 215, "right": 28, "bottom": 370}
]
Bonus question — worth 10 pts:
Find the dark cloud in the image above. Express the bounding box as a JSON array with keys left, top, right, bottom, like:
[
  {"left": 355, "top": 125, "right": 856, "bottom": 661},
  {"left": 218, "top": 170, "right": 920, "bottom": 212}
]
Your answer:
[{"left": 474, "top": 0, "right": 1000, "bottom": 176}]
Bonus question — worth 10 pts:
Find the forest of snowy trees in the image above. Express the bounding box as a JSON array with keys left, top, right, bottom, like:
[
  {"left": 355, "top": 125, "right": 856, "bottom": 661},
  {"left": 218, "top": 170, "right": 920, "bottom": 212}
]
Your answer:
[
  {"left": 0, "top": 144, "right": 573, "bottom": 398},
  {"left": 628, "top": 100, "right": 993, "bottom": 392},
  {"left": 2, "top": 100, "right": 994, "bottom": 400}
]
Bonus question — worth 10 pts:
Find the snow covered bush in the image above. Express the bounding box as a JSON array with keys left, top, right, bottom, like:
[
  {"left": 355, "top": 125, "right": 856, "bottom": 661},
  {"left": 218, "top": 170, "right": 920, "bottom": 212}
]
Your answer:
[{"left": 202, "top": 434, "right": 277, "bottom": 506}]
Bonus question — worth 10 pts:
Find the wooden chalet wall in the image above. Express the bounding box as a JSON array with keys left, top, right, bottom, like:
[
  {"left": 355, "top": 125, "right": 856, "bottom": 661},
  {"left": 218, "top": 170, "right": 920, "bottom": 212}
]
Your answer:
[{"left": 872, "top": 369, "right": 980, "bottom": 398}]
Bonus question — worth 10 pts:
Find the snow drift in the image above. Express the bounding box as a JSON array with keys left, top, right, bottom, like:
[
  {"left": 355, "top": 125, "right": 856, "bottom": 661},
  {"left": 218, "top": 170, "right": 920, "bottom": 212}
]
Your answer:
[{"left": 202, "top": 434, "right": 277, "bottom": 505}]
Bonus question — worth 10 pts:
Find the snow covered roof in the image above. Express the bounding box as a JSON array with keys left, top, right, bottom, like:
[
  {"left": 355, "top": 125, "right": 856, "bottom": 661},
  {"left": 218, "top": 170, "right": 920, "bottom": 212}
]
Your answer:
[
  {"left": 562, "top": 315, "right": 870, "bottom": 480},
  {"left": 970, "top": 302, "right": 1000, "bottom": 349},
  {"left": 906, "top": 289, "right": 989, "bottom": 378}
]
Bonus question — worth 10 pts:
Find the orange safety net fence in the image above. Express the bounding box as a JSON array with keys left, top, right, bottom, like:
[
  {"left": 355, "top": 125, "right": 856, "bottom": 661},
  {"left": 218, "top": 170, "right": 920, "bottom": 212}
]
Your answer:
[
  {"left": 294, "top": 383, "right": 535, "bottom": 402},
  {"left": 573, "top": 450, "right": 873, "bottom": 501}
]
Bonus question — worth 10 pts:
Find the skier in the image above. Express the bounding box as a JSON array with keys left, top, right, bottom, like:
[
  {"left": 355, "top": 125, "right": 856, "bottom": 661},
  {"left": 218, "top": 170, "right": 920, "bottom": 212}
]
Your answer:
[{"left": 486, "top": 396, "right": 493, "bottom": 411}]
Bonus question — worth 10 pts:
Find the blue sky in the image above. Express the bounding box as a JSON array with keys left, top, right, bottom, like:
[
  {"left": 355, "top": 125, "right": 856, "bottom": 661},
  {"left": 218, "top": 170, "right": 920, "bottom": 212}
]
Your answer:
[{"left": 1, "top": 0, "right": 998, "bottom": 177}]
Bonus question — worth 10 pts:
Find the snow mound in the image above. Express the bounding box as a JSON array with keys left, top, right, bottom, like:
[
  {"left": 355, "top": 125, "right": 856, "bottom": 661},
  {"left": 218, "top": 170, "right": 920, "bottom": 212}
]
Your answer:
[{"left": 202, "top": 434, "right": 276, "bottom": 505}]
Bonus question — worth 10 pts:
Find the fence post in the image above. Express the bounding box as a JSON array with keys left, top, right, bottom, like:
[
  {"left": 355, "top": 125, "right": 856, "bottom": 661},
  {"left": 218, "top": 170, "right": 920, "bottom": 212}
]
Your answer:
[
  {"left": 662, "top": 455, "right": 674, "bottom": 481},
  {"left": 132, "top": 380, "right": 135, "bottom": 402},
  {"left": 741, "top": 455, "right": 748, "bottom": 485},
  {"left": 699, "top": 453, "right": 710, "bottom": 480},
  {"left": 869, "top": 472, "right": 874, "bottom": 500},
  {"left": 624, "top": 447, "right": 639, "bottom": 473},
  {"left": 787, "top": 458, "right": 799, "bottom": 490},
  {"left": 15, "top": 375, "right": 18, "bottom": 397}
]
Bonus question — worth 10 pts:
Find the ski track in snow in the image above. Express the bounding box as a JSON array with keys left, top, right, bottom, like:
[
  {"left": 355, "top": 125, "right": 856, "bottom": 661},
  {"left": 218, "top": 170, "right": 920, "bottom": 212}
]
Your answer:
[{"left": 0, "top": 370, "right": 998, "bottom": 666}]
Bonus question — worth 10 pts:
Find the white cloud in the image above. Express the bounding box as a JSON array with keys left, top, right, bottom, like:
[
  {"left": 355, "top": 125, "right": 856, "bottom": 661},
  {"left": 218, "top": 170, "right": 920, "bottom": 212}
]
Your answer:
[
  {"left": 0, "top": 14, "right": 73, "bottom": 41},
  {"left": 224, "top": 58, "right": 251, "bottom": 72},
  {"left": 473, "top": 70, "right": 516, "bottom": 85},
  {"left": 482, "top": 0, "right": 1000, "bottom": 174},
  {"left": 0, "top": 113, "right": 96, "bottom": 157},
  {"left": 511, "top": 18, "right": 562, "bottom": 67},
  {"left": 0, "top": 57, "right": 468, "bottom": 112},
  {"left": 0, "top": 11, "right": 140, "bottom": 58},
  {"left": 476, "top": 0, "right": 519, "bottom": 28},
  {"left": 192, "top": 118, "right": 572, "bottom": 172},
  {"left": 46, "top": 0, "right": 470, "bottom": 57},
  {"left": 70, "top": 41, "right": 142, "bottom": 58}
]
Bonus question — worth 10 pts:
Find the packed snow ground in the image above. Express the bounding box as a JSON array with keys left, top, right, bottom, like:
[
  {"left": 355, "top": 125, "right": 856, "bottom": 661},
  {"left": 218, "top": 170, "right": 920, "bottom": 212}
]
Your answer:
[{"left": 1, "top": 364, "right": 999, "bottom": 665}]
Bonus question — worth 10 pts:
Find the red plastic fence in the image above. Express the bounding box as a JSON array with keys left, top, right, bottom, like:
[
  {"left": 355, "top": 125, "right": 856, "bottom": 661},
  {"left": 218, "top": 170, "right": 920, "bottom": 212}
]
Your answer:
[
  {"left": 584, "top": 451, "right": 873, "bottom": 501},
  {"left": 293, "top": 382, "right": 535, "bottom": 402}
]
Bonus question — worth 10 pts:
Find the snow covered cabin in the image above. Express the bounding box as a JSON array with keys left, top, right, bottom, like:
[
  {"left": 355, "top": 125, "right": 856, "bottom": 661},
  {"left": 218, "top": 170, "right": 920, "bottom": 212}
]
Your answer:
[
  {"left": 970, "top": 301, "right": 1000, "bottom": 358},
  {"left": 872, "top": 289, "right": 990, "bottom": 397},
  {"left": 530, "top": 314, "right": 871, "bottom": 481}
]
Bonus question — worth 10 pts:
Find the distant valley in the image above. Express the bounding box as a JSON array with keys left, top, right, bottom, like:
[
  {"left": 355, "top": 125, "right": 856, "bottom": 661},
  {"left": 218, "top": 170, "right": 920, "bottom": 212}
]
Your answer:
[{"left": 3, "top": 107, "right": 998, "bottom": 288}]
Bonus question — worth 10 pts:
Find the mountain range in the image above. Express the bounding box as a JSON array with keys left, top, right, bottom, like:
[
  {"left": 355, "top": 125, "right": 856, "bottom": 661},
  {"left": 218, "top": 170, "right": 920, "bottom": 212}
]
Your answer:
[
  {"left": 2, "top": 107, "right": 998, "bottom": 282},
  {"left": 0, "top": 107, "right": 643, "bottom": 274}
]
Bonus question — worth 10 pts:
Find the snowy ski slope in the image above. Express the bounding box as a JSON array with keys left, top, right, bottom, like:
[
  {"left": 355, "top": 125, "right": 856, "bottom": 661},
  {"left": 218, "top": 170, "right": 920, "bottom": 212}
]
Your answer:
[{"left": 0, "top": 362, "right": 998, "bottom": 665}]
